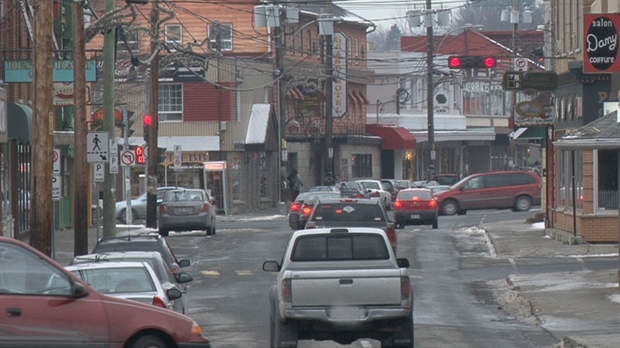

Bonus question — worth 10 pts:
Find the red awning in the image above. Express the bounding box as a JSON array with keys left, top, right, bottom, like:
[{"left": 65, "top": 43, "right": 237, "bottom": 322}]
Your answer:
[
  {"left": 347, "top": 91, "right": 360, "bottom": 105},
  {"left": 355, "top": 90, "right": 369, "bottom": 105},
  {"left": 366, "top": 124, "right": 416, "bottom": 149},
  {"left": 287, "top": 87, "right": 305, "bottom": 100}
]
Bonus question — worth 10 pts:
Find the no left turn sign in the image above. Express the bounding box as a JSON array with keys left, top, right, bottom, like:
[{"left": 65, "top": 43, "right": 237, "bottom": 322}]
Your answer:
[{"left": 121, "top": 150, "right": 135, "bottom": 166}]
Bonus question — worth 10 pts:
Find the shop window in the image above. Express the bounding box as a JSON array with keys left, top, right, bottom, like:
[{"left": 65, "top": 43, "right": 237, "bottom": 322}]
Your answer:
[
  {"left": 230, "top": 153, "right": 242, "bottom": 201},
  {"left": 209, "top": 22, "right": 233, "bottom": 51},
  {"left": 352, "top": 154, "right": 372, "bottom": 178},
  {"left": 165, "top": 25, "right": 182, "bottom": 48},
  {"left": 597, "top": 149, "right": 618, "bottom": 210}
]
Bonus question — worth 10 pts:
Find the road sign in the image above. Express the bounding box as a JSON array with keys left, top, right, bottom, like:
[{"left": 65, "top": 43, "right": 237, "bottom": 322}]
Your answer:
[
  {"left": 109, "top": 138, "right": 118, "bottom": 157},
  {"left": 174, "top": 145, "right": 182, "bottom": 171},
  {"left": 109, "top": 156, "right": 119, "bottom": 174},
  {"left": 52, "top": 175, "right": 61, "bottom": 201},
  {"left": 120, "top": 150, "right": 135, "bottom": 166},
  {"left": 53, "top": 148, "right": 61, "bottom": 175},
  {"left": 502, "top": 71, "right": 558, "bottom": 91},
  {"left": 513, "top": 57, "right": 528, "bottom": 71},
  {"left": 87, "top": 132, "right": 110, "bottom": 163},
  {"left": 93, "top": 163, "right": 105, "bottom": 182}
]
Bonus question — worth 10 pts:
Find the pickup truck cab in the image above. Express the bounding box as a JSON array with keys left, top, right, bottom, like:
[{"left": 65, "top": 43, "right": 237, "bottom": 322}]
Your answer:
[{"left": 263, "top": 228, "right": 413, "bottom": 348}]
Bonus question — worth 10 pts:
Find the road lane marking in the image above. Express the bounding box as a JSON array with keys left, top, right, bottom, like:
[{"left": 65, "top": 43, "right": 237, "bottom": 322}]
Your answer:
[
  {"left": 235, "top": 270, "right": 253, "bottom": 276},
  {"left": 201, "top": 270, "right": 220, "bottom": 276}
]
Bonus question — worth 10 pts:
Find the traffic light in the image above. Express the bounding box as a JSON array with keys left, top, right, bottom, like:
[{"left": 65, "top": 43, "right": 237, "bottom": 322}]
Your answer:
[
  {"left": 157, "top": 147, "right": 168, "bottom": 165},
  {"left": 136, "top": 146, "right": 146, "bottom": 165},
  {"left": 143, "top": 114, "right": 153, "bottom": 141},
  {"left": 124, "top": 110, "right": 135, "bottom": 137},
  {"left": 448, "top": 55, "right": 497, "bottom": 69}
]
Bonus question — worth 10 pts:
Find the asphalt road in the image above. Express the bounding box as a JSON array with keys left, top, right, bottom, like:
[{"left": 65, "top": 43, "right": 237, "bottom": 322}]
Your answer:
[{"left": 162, "top": 207, "right": 616, "bottom": 348}]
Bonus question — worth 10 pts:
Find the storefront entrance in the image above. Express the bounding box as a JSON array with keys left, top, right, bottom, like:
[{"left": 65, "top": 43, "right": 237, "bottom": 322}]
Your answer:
[{"left": 203, "top": 161, "right": 228, "bottom": 215}]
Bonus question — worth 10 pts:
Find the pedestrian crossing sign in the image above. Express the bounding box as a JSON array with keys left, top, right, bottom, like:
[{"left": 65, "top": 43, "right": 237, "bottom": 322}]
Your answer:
[{"left": 87, "top": 131, "right": 110, "bottom": 163}]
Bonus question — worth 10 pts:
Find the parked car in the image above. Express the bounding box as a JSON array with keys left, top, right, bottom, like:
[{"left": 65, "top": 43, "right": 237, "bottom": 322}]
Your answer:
[
  {"left": 396, "top": 179, "right": 413, "bottom": 189},
  {"left": 158, "top": 188, "right": 217, "bottom": 236},
  {"left": 288, "top": 192, "right": 310, "bottom": 230},
  {"left": 115, "top": 186, "right": 180, "bottom": 224},
  {"left": 91, "top": 235, "right": 191, "bottom": 274},
  {"left": 70, "top": 251, "right": 193, "bottom": 314},
  {"left": 381, "top": 179, "right": 402, "bottom": 202},
  {"left": 337, "top": 181, "right": 370, "bottom": 199},
  {"left": 434, "top": 171, "right": 542, "bottom": 215},
  {"left": 304, "top": 198, "right": 398, "bottom": 252},
  {"left": 356, "top": 179, "right": 392, "bottom": 210},
  {"left": 431, "top": 173, "right": 461, "bottom": 186},
  {"left": 0, "top": 237, "right": 211, "bottom": 348},
  {"left": 65, "top": 261, "right": 185, "bottom": 313},
  {"left": 296, "top": 191, "right": 343, "bottom": 229},
  {"left": 393, "top": 188, "right": 439, "bottom": 229}
]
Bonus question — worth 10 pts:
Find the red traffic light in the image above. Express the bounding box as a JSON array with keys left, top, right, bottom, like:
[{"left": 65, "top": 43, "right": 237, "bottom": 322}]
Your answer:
[
  {"left": 136, "top": 146, "right": 145, "bottom": 164},
  {"left": 143, "top": 114, "right": 153, "bottom": 126},
  {"left": 448, "top": 55, "right": 497, "bottom": 69}
]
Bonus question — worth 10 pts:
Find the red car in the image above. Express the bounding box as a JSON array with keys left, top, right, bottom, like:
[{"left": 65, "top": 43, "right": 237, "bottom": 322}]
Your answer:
[
  {"left": 0, "top": 237, "right": 211, "bottom": 348},
  {"left": 394, "top": 188, "right": 439, "bottom": 229}
]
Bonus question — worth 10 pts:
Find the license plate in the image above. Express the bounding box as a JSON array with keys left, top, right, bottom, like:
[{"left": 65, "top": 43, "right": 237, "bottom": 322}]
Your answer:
[
  {"left": 176, "top": 207, "right": 193, "bottom": 214},
  {"left": 328, "top": 307, "right": 365, "bottom": 320},
  {"left": 410, "top": 214, "right": 420, "bottom": 219}
]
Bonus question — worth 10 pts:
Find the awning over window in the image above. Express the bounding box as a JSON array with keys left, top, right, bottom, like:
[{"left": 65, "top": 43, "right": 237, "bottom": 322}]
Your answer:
[
  {"left": 366, "top": 124, "right": 416, "bottom": 149},
  {"left": 8, "top": 102, "right": 33, "bottom": 145},
  {"left": 355, "top": 90, "right": 369, "bottom": 105},
  {"left": 347, "top": 91, "right": 360, "bottom": 105},
  {"left": 287, "top": 87, "right": 305, "bottom": 100}
]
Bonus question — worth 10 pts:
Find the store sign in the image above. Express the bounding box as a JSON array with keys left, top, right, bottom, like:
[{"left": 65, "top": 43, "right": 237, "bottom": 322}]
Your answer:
[
  {"left": 332, "top": 32, "right": 348, "bottom": 118},
  {"left": 584, "top": 13, "right": 620, "bottom": 73},
  {"left": 4, "top": 59, "right": 98, "bottom": 82},
  {"left": 514, "top": 101, "right": 554, "bottom": 127}
]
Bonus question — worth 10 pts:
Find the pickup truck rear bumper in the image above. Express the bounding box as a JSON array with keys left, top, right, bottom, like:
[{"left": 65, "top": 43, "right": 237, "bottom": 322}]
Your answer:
[{"left": 284, "top": 307, "right": 411, "bottom": 323}]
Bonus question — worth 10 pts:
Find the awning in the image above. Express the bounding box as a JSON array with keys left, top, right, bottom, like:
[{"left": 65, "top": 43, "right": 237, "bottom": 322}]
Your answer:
[
  {"left": 8, "top": 102, "right": 33, "bottom": 145},
  {"left": 355, "top": 90, "right": 369, "bottom": 105},
  {"left": 347, "top": 91, "right": 361, "bottom": 105},
  {"left": 366, "top": 124, "right": 416, "bottom": 149},
  {"left": 287, "top": 87, "right": 304, "bottom": 100},
  {"left": 510, "top": 127, "right": 545, "bottom": 140}
]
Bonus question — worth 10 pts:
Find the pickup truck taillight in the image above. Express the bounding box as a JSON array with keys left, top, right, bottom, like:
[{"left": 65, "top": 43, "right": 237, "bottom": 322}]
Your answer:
[
  {"left": 282, "top": 279, "right": 292, "bottom": 303},
  {"left": 387, "top": 226, "right": 397, "bottom": 249},
  {"left": 400, "top": 276, "right": 411, "bottom": 300}
]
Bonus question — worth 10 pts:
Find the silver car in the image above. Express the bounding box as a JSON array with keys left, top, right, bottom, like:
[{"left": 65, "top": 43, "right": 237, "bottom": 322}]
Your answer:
[
  {"left": 70, "top": 251, "right": 193, "bottom": 314},
  {"left": 158, "top": 189, "right": 217, "bottom": 236},
  {"left": 115, "top": 186, "right": 180, "bottom": 224},
  {"left": 65, "top": 261, "right": 184, "bottom": 313}
]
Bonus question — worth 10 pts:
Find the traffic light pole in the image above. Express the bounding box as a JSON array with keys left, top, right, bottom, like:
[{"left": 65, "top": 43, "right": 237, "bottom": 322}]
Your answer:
[
  {"left": 123, "top": 110, "right": 132, "bottom": 224},
  {"left": 426, "top": 0, "right": 435, "bottom": 180},
  {"left": 146, "top": 4, "right": 159, "bottom": 228}
]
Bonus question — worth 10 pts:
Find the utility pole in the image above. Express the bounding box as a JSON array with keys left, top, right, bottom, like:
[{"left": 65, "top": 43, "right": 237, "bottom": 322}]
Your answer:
[
  {"left": 73, "top": 1, "right": 89, "bottom": 255},
  {"left": 31, "top": 0, "right": 54, "bottom": 255},
  {"left": 146, "top": 3, "right": 159, "bottom": 228},
  {"left": 325, "top": 33, "right": 333, "bottom": 185},
  {"left": 102, "top": 0, "right": 117, "bottom": 237},
  {"left": 426, "top": 0, "right": 435, "bottom": 180},
  {"left": 274, "top": 8, "right": 287, "bottom": 203}
]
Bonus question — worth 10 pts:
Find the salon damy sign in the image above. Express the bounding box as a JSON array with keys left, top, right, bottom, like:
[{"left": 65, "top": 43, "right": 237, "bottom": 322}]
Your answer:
[{"left": 584, "top": 13, "right": 620, "bottom": 73}]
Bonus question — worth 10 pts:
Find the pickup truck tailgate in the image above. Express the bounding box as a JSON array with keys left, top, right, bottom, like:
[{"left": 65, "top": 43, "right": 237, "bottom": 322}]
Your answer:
[{"left": 290, "top": 269, "right": 403, "bottom": 306}]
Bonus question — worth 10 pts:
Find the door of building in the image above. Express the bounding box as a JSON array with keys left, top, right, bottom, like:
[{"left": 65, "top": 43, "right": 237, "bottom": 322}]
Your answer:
[{"left": 203, "top": 161, "right": 228, "bottom": 215}]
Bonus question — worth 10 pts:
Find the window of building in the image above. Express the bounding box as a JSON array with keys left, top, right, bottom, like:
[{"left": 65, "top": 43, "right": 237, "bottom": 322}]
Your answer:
[
  {"left": 209, "top": 22, "right": 233, "bottom": 51},
  {"left": 117, "top": 29, "right": 140, "bottom": 52},
  {"left": 597, "top": 149, "right": 618, "bottom": 210},
  {"left": 352, "top": 154, "right": 372, "bottom": 178},
  {"left": 558, "top": 150, "right": 584, "bottom": 210},
  {"left": 347, "top": 38, "right": 352, "bottom": 64},
  {"left": 165, "top": 25, "right": 182, "bottom": 48},
  {"left": 355, "top": 38, "right": 360, "bottom": 64},
  {"left": 158, "top": 84, "right": 183, "bottom": 121},
  {"left": 260, "top": 152, "right": 269, "bottom": 198}
]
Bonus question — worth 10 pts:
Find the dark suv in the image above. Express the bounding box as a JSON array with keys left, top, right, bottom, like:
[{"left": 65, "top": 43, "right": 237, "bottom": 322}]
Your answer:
[
  {"left": 434, "top": 171, "right": 542, "bottom": 215},
  {"left": 304, "top": 198, "right": 397, "bottom": 252},
  {"left": 91, "top": 235, "right": 190, "bottom": 273}
]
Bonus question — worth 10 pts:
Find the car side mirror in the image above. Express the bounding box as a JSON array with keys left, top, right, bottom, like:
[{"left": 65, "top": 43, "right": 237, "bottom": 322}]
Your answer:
[
  {"left": 396, "top": 258, "right": 410, "bottom": 268},
  {"left": 176, "top": 272, "right": 193, "bottom": 283},
  {"left": 178, "top": 259, "right": 190, "bottom": 268},
  {"left": 71, "top": 280, "right": 90, "bottom": 298},
  {"left": 166, "top": 288, "right": 183, "bottom": 301},
  {"left": 262, "top": 260, "right": 280, "bottom": 272}
]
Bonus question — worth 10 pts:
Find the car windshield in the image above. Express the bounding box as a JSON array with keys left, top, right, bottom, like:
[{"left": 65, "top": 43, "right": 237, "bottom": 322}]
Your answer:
[
  {"left": 291, "top": 234, "right": 390, "bottom": 261},
  {"left": 310, "top": 203, "right": 385, "bottom": 222},
  {"left": 70, "top": 266, "right": 157, "bottom": 294}
]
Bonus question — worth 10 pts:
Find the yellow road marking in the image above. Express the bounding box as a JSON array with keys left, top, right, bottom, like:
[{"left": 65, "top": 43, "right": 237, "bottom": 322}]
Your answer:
[{"left": 201, "top": 270, "right": 220, "bottom": 276}]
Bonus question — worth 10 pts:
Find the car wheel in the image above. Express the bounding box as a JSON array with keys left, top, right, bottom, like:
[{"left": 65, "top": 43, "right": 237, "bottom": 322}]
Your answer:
[
  {"left": 432, "top": 219, "right": 438, "bottom": 229},
  {"left": 207, "top": 218, "right": 216, "bottom": 236},
  {"left": 118, "top": 208, "right": 137, "bottom": 224},
  {"left": 514, "top": 195, "right": 532, "bottom": 211},
  {"left": 159, "top": 229, "right": 169, "bottom": 237},
  {"left": 131, "top": 335, "right": 166, "bottom": 348},
  {"left": 441, "top": 200, "right": 459, "bottom": 215}
]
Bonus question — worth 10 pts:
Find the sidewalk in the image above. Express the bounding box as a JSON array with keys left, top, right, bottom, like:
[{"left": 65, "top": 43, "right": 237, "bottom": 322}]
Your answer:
[{"left": 482, "top": 219, "right": 620, "bottom": 348}]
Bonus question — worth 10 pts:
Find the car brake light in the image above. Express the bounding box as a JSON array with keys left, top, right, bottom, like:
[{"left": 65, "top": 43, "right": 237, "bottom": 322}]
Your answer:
[
  {"left": 201, "top": 203, "right": 210, "bottom": 212},
  {"left": 159, "top": 204, "right": 168, "bottom": 213},
  {"left": 394, "top": 201, "right": 403, "bottom": 210},
  {"left": 152, "top": 296, "right": 168, "bottom": 309},
  {"left": 282, "top": 279, "right": 292, "bottom": 303},
  {"left": 429, "top": 199, "right": 437, "bottom": 208},
  {"left": 291, "top": 202, "right": 302, "bottom": 212},
  {"left": 355, "top": 193, "right": 365, "bottom": 198},
  {"left": 413, "top": 196, "right": 419, "bottom": 201},
  {"left": 401, "top": 276, "right": 411, "bottom": 300},
  {"left": 302, "top": 206, "right": 313, "bottom": 215},
  {"left": 387, "top": 226, "right": 397, "bottom": 248}
]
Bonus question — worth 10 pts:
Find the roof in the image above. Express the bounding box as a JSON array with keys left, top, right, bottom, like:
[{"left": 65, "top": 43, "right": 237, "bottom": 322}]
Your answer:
[
  {"left": 554, "top": 112, "right": 620, "bottom": 149},
  {"left": 298, "top": 3, "right": 374, "bottom": 27}
]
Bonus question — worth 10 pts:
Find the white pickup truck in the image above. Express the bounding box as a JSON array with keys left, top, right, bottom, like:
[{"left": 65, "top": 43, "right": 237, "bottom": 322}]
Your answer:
[{"left": 262, "top": 227, "right": 413, "bottom": 348}]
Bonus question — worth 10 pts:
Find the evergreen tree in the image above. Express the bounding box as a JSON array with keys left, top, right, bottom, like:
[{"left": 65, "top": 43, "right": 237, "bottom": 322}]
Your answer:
[{"left": 384, "top": 24, "right": 403, "bottom": 51}]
